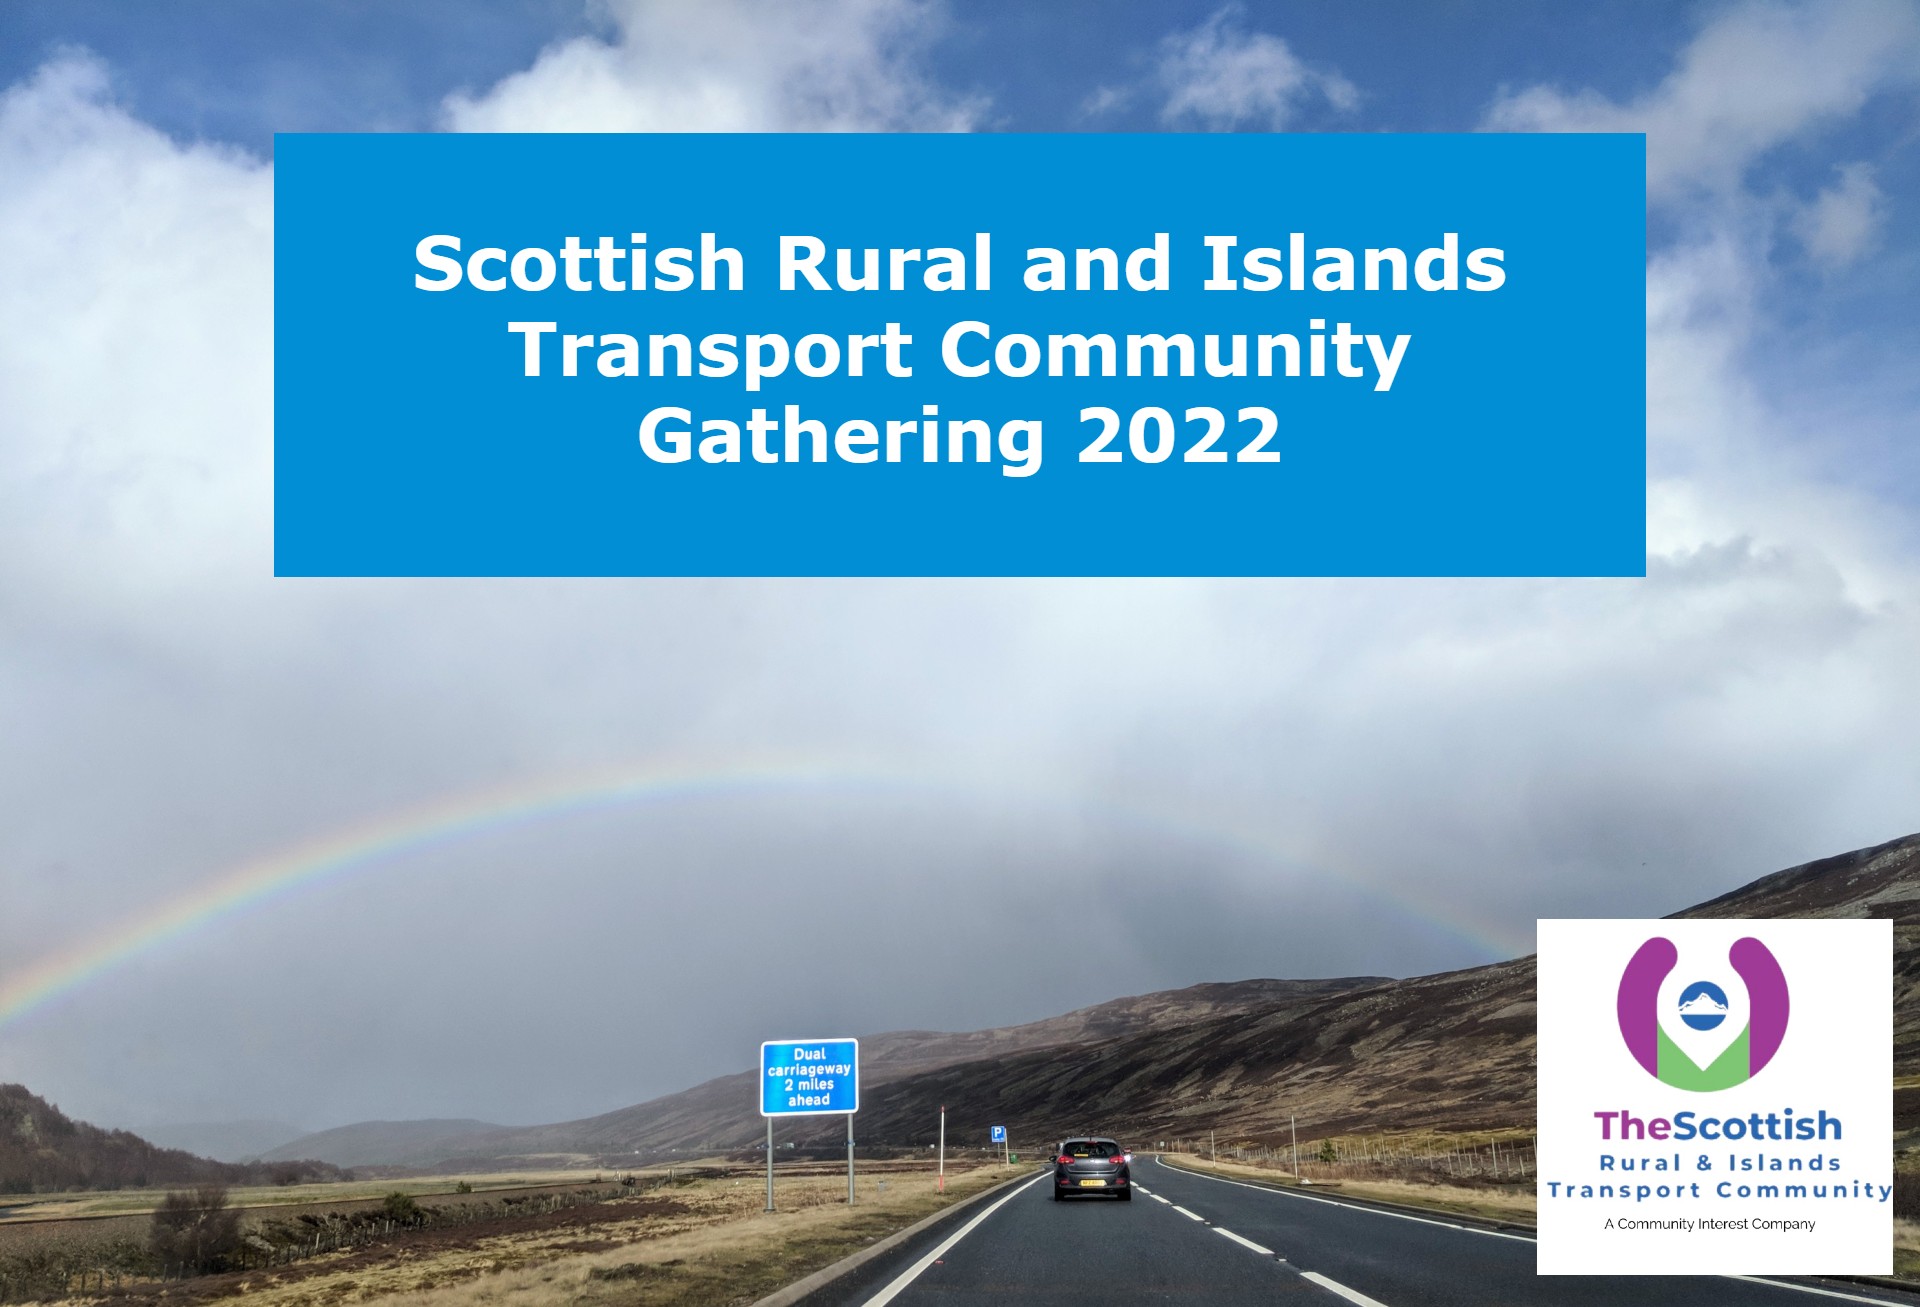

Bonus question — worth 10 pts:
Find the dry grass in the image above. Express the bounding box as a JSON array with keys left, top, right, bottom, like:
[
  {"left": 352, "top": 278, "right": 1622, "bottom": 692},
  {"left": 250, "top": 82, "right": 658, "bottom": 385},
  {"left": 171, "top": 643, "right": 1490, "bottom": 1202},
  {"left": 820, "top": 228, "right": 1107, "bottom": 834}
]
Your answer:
[
  {"left": 33, "top": 1163, "right": 1019, "bottom": 1307},
  {"left": 1162, "top": 1153, "right": 1539, "bottom": 1225},
  {"left": 1895, "top": 1219, "right": 1920, "bottom": 1278},
  {"left": 0, "top": 1172, "right": 617, "bottom": 1226}
]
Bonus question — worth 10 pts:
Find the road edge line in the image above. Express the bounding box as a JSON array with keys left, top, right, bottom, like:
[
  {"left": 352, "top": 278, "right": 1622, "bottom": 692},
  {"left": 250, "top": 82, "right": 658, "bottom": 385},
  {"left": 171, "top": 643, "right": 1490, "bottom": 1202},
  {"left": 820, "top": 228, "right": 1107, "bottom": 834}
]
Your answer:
[
  {"left": 746, "top": 1169, "right": 1043, "bottom": 1307},
  {"left": 856, "top": 1172, "right": 1049, "bottom": 1306},
  {"left": 1730, "top": 1276, "right": 1920, "bottom": 1305},
  {"left": 1157, "top": 1158, "right": 1920, "bottom": 1304},
  {"left": 1155, "top": 1154, "right": 1535, "bottom": 1238}
]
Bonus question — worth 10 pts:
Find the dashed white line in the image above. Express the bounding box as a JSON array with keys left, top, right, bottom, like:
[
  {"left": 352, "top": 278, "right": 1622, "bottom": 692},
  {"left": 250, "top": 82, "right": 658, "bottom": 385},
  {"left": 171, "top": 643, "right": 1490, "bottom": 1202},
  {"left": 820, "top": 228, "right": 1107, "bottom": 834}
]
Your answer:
[
  {"left": 1152, "top": 1156, "right": 1532, "bottom": 1243},
  {"left": 1152, "top": 1158, "right": 1914, "bottom": 1306},
  {"left": 1150, "top": 1194, "right": 1172, "bottom": 1205},
  {"left": 1301, "top": 1270, "right": 1392, "bottom": 1306},
  {"left": 1213, "top": 1226, "right": 1274, "bottom": 1256},
  {"left": 1172, "top": 1204, "right": 1206, "bottom": 1221},
  {"left": 858, "top": 1174, "right": 1046, "bottom": 1306}
]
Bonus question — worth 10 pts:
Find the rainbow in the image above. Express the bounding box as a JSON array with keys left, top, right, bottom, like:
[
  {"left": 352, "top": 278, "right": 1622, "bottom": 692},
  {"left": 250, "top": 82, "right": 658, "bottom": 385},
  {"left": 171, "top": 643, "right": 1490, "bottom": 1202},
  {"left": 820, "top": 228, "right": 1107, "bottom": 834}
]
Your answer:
[{"left": 0, "top": 757, "right": 1522, "bottom": 1033}]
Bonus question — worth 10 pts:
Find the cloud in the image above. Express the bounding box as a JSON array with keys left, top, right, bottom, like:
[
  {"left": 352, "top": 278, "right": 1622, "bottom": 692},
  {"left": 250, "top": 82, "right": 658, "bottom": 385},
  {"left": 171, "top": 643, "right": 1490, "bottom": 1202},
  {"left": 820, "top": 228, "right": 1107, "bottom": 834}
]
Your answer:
[
  {"left": 1793, "top": 161, "right": 1886, "bottom": 268},
  {"left": 1486, "top": 0, "right": 1920, "bottom": 201},
  {"left": 443, "top": 0, "right": 981, "bottom": 132},
  {"left": 1151, "top": 5, "right": 1357, "bottom": 130},
  {"left": 1, "top": 3, "right": 1919, "bottom": 1133},
  {"left": 0, "top": 53, "right": 271, "bottom": 595}
]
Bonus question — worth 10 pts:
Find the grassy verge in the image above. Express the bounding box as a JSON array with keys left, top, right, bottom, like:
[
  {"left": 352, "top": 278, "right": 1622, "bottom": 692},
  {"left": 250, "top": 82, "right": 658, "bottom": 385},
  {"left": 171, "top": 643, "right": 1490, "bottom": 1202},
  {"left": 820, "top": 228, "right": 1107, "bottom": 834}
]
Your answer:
[
  {"left": 1895, "top": 1220, "right": 1920, "bottom": 1279},
  {"left": 1160, "top": 1153, "right": 1538, "bottom": 1226},
  {"left": 0, "top": 1172, "right": 625, "bottom": 1225},
  {"left": 46, "top": 1163, "right": 1023, "bottom": 1306}
]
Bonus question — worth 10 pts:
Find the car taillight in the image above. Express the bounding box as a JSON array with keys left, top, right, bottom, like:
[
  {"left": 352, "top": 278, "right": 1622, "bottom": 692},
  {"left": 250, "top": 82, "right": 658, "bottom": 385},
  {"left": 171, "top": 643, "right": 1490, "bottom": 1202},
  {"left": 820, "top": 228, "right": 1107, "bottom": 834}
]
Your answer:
[
  {"left": 1109, "top": 1155, "right": 1126, "bottom": 1165},
  {"left": 1057, "top": 1155, "right": 1074, "bottom": 1165}
]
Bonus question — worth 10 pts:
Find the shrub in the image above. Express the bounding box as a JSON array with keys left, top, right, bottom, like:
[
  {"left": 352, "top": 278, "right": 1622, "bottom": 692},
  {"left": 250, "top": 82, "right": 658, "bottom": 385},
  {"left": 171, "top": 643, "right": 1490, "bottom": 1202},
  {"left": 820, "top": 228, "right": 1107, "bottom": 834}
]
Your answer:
[
  {"left": 382, "top": 1192, "right": 422, "bottom": 1224},
  {"left": 149, "top": 1183, "right": 242, "bottom": 1273}
]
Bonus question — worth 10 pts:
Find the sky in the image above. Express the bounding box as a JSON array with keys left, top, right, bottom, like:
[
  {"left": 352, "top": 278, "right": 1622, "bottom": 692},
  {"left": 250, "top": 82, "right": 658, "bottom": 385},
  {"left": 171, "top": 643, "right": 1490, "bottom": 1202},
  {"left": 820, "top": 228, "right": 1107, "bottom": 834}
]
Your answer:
[{"left": 0, "top": 0, "right": 1916, "bottom": 1144}]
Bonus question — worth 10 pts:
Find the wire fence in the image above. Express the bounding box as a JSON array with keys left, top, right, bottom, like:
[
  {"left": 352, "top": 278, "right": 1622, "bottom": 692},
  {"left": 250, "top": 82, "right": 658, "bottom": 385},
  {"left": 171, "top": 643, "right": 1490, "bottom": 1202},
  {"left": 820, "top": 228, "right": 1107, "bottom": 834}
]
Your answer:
[{"left": 1163, "top": 1135, "right": 1537, "bottom": 1184}]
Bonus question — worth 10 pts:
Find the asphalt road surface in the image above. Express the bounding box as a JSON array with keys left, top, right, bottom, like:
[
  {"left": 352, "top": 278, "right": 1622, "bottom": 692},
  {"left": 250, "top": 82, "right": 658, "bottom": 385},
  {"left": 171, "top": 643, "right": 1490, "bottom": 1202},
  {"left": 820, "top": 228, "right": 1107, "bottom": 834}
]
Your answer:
[{"left": 799, "top": 1157, "right": 1920, "bottom": 1306}]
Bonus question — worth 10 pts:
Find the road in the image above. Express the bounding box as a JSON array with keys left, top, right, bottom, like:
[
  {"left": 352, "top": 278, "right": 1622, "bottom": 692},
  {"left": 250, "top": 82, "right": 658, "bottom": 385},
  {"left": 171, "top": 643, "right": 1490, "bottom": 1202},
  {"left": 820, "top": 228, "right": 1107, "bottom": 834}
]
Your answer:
[{"left": 799, "top": 1157, "right": 1920, "bottom": 1306}]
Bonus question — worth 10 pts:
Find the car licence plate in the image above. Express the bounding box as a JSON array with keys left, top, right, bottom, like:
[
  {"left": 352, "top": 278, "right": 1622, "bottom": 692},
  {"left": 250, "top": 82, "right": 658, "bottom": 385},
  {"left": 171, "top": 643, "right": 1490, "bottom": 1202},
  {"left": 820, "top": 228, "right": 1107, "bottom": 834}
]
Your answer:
[{"left": 1078, "top": 1178, "right": 1106, "bottom": 1187}]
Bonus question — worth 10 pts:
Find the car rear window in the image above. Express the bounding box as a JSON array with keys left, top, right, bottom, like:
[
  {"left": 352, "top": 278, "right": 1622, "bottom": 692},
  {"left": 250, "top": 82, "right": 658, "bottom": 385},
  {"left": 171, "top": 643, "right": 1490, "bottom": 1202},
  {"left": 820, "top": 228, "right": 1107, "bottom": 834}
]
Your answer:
[{"left": 1062, "top": 1140, "right": 1121, "bottom": 1157}]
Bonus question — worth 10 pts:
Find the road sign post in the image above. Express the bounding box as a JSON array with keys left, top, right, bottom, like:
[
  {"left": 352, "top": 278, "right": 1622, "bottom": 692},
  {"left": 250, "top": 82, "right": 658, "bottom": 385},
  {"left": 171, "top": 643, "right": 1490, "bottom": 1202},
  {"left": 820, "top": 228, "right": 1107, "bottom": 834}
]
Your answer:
[
  {"left": 990, "top": 1124, "right": 1007, "bottom": 1166},
  {"left": 759, "top": 1039, "right": 860, "bottom": 1212}
]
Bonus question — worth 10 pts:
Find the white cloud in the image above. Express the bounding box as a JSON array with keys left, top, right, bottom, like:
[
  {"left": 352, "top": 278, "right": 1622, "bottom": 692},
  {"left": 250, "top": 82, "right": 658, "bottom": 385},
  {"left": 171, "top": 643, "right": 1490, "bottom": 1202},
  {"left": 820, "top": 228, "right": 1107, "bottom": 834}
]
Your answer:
[
  {"left": 444, "top": 0, "right": 981, "bottom": 132},
  {"left": 0, "top": 54, "right": 272, "bottom": 613},
  {"left": 1079, "top": 83, "right": 1132, "bottom": 121},
  {"left": 1153, "top": 5, "right": 1357, "bottom": 130},
  {"left": 1486, "top": 0, "right": 1920, "bottom": 201},
  {"left": 2, "top": 3, "right": 1920, "bottom": 1130},
  {"left": 1794, "top": 161, "right": 1886, "bottom": 268}
]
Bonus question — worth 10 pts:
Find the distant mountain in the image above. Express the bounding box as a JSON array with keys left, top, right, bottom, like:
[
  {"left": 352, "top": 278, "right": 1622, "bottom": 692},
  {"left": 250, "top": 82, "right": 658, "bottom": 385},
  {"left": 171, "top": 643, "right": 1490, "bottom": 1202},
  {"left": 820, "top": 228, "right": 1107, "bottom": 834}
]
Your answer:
[
  {"left": 827, "top": 832, "right": 1920, "bottom": 1150},
  {"left": 258, "top": 1119, "right": 505, "bottom": 1169},
  {"left": 271, "top": 831, "right": 1920, "bottom": 1168},
  {"left": 0, "top": 1085, "right": 337, "bottom": 1193},
  {"left": 289, "top": 977, "right": 1386, "bottom": 1167},
  {"left": 137, "top": 1119, "right": 307, "bottom": 1164}
]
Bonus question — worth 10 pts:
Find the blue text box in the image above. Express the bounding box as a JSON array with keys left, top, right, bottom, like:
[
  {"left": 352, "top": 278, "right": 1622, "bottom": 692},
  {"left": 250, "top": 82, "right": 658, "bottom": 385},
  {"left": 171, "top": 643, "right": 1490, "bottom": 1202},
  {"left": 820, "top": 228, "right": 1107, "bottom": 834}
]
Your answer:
[
  {"left": 275, "top": 133, "right": 1644, "bottom": 577},
  {"left": 761, "top": 1038, "right": 859, "bottom": 1117}
]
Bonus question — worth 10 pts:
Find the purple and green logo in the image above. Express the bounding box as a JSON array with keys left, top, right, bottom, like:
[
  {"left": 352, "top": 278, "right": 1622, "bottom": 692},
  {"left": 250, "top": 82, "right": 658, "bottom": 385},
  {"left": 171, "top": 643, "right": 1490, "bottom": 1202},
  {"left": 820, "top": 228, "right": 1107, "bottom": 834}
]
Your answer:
[{"left": 1616, "top": 936, "right": 1789, "bottom": 1091}]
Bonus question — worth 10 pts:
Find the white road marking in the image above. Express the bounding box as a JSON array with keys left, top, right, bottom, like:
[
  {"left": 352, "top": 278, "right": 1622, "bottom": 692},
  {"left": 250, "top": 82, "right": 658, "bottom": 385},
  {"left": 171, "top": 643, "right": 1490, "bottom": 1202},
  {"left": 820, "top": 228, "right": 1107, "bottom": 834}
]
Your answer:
[
  {"left": 1213, "top": 1226, "right": 1274, "bottom": 1256},
  {"left": 1730, "top": 1277, "right": 1916, "bottom": 1305},
  {"left": 1172, "top": 1204, "right": 1207, "bottom": 1221},
  {"left": 1153, "top": 1158, "right": 1914, "bottom": 1305},
  {"left": 859, "top": 1174, "right": 1046, "bottom": 1306},
  {"left": 1153, "top": 1156, "right": 1532, "bottom": 1243},
  {"left": 1301, "top": 1270, "right": 1392, "bottom": 1306},
  {"left": 1132, "top": 1185, "right": 1151, "bottom": 1195},
  {"left": 1151, "top": 1194, "right": 1172, "bottom": 1204}
]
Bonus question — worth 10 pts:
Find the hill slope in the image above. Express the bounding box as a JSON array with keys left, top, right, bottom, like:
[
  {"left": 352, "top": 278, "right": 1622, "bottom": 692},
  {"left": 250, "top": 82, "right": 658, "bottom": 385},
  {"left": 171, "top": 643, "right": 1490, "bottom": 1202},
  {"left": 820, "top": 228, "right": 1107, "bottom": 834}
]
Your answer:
[
  {"left": 312, "top": 977, "right": 1386, "bottom": 1166},
  {"left": 0, "top": 1085, "right": 338, "bottom": 1193},
  {"left": 833, "top": 831, "right": 1920, "bottom": 1150},
  {"left": 273, "top": 831, "right": 1920, "bottom": 1167},
  {"left": 138, "top": 1119, "right": 307, "bottom": 1164},
  {"left": 258, "top": 1119, "right": 505, "bottom": 1169}
]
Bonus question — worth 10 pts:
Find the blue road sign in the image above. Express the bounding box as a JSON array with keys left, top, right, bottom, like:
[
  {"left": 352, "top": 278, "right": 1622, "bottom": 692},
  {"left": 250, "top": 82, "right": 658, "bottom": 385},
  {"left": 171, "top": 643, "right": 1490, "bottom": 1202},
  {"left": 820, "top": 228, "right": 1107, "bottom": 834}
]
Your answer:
[
  {"left": 760, "top": 1039, "right": 860, "bottom": 1117},
  {"left": 990, "top": 1125, "right": 1007, "bottom": 1143}
]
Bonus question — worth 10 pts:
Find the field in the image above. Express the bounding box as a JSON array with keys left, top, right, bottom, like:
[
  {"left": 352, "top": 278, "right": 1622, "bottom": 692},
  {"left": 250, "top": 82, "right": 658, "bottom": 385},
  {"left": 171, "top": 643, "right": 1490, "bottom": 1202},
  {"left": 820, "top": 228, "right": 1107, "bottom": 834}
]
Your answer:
[
  {"left": 0, "top": 1172, "right": 608, "bottom": 1226},
  {"left": 0, "top": 1161, "right": 1016, "bottom": 1305}
]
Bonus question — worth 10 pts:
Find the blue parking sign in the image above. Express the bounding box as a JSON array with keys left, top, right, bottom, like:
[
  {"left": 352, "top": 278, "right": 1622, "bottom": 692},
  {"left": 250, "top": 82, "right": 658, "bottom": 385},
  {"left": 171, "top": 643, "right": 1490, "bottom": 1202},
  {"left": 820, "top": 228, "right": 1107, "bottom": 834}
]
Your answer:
[
  {"left": 990, "top": 1125, "right": 1007, "bottom": 1143},
  {"left": 760, "top": 1039, "right": 860, "bottom": 1117}
]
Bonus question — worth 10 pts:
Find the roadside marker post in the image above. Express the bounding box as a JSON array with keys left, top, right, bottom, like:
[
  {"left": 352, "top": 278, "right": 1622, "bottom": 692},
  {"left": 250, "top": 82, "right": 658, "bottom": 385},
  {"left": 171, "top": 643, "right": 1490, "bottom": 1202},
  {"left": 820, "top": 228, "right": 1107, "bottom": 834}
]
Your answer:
[
  {"left": 759, "top": 1038, "right": 861, "bottom": 1212},
  {"left": 938, "top": 1105, "right": 946, "bottom": 1193}
]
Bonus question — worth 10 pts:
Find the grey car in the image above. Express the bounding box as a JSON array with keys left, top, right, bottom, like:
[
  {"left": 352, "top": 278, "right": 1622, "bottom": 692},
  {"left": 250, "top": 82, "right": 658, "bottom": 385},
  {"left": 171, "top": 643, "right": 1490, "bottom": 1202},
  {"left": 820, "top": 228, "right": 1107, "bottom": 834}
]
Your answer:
[{"left": 1053, "top": 1136, "right": 1131, "bottom": 1200}]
